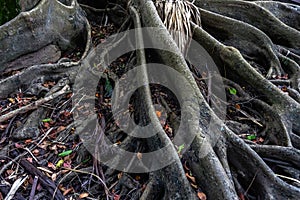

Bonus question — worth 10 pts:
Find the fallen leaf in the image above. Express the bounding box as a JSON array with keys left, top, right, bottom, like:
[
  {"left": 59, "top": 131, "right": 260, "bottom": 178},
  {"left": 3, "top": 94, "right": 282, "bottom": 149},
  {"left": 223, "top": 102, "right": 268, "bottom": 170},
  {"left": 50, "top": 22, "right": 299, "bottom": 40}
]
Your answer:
[
  {"left": 114, "top": 194, "right": 120, "bottom": 200},
  {"left": 6, "top": 169, "right": 14, "bottom": 176},
  {"left": 32, "top": 149, "right": 39, "bottom": 156},
  {"left": 51, "top": 173, "right": 57, "bottom": 181},
  {"left": 42, "top": 118, "right": 52, "bottom": 122},
  {"left": 79, "top": 193, "right": 89, "bottom": 199},
  {"left": 137, "top": 152, "right": 142, "bottom": 160},
  {"left": 156, "top": 110, "right": 162, "bottom": 118},
  {"left": 177, "top": 144, "right": 185, "bottom": 154},
  {"left": 15, "top": 143, "right": 24, "bottom": 148},
  {"left": 8, "top": 98, "right": 15, "bottom": 104},
  {"left": 58, "top": 150, "right": 72, "bottom": 157},
  {"left": 56, "top": 160, "right": 64, "bottom": 168},
  {"left": 197, "top": 192, "right": 207, "bottom": 200},
  {"left": 117, "top": 172, "right": 123, "bottom": 179},
  {"left": 56, "top": 126, "right": 66, "bottom": 132},
  {"left": 24, "top": 139, "right": 32, "bottom": 144},
  {"left": 186, "top": 173, "right": 196, "bottom": 183},
  {"left": 63, "top": 187, "right": 74, "bottom": 196},
  {"left": 190, "top": 183, "right": 198, "bottom": 189},
  {"left": 229, "top": 87, "right": 237, "bottom": 95}
]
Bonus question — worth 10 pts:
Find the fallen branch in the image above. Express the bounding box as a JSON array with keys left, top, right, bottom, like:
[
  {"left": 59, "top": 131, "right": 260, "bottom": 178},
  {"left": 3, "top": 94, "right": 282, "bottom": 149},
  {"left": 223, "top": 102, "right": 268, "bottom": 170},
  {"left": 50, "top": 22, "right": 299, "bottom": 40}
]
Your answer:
[
  {"left": 19, "top": 159, "right": 64, "bottom": 200},
  {"left": 0, "top": 85, "right": 70, "bottom": 123}
]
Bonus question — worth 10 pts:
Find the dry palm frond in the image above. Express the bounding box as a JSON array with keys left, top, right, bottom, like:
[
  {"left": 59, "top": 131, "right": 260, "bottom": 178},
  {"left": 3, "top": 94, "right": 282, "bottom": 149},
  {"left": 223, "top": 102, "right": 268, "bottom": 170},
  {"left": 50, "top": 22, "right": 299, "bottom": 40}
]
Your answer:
[{"left": 155, "top": 0, "right": 201, "bottom": 56}]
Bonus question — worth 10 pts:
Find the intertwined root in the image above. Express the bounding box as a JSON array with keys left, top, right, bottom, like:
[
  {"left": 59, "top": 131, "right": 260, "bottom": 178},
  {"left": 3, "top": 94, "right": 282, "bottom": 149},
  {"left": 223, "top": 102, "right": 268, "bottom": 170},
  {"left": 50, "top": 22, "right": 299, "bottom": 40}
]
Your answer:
[{"left": 0, "top": 0, "right": 299, "bottom": 199}]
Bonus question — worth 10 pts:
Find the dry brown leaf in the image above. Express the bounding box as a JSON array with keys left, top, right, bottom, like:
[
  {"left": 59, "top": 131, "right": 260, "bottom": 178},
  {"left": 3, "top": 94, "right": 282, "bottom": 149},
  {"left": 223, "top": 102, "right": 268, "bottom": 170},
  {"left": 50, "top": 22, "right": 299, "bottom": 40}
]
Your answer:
[
  {"left": 156, "top": 111, "right": 162, "bottom": 118},
  {"left": 137, "top": 152, "right": 143, "bottom": 160},
  {"left": 117, "top": 172, "right": 123, "bottom": 179},
  {"left": 197, "top": 192, "right": 207, "bottom": 200},
  {"left": 79, "top": 192, "right": 89, "bottom": 199},
  {"left": 51, "top": 173, "right": 57, "bottom": 181},
  {"left": 63, "top": 187, "right": 74, "bottom": 196},
  {"left": 32, "top": 149, "right": 39, "bottom": 156},
  {"left": 48, "top": 162, "right": 57, "bottom": 170},
  {"left": 185, "top": 173, "right": 196, "bottom": 183},
  {"left": 57, "top": 126, "right": 66, "bottom": 132}
]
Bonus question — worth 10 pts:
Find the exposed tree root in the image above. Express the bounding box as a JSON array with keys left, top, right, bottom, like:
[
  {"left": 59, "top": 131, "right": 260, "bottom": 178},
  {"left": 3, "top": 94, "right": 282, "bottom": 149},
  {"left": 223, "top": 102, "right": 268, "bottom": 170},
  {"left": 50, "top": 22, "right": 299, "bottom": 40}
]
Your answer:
[
  {"left": 0, "top": 0, "right": 86, "bottom": 70},
  {"left": 254, "top": 0, "right": 300, "bottom": 31},
  {"left": 0, "top": 0, "right": 299, "bottom": 199},
  {"left": 194, "top": 0, "right": 300, "bottom": 49},
  {"left": 199, "top": 8, "right": 282, "bottom": 78}
]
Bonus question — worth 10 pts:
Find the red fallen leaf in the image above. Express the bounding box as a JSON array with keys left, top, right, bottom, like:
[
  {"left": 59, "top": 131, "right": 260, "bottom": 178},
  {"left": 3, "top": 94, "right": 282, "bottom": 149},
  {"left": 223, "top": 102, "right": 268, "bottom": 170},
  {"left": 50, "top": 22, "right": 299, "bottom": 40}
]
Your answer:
[
  {"left": 197, "top": 192, "right": 207, "bottom": 200},
  {"left": 0, "top": 190, "right": 3, "bottom": 200},
  {"left": 66, "top": 93, "right": 72, "bottom": 98},
  {"left": 256, "top": 137, "right": 264, "bottom": 143},
  {"left": 114, "top": 194, "right": 120, "bottom": 200},
  {"left": 238, "top": 192, "right": 245, "bottom": 200},
  {"left": 63, "top": 161, "right": 72, "bottom": 168},
  {"left": 24, "top": 139, "right": 32, "bottom": 144},
  {"left": 6, "top": 169, "right": 14, "bottom": 176},
  {"left": 63, "top": 111, "right": 71, "bottom": 117},
  {"left": 43, "top": 122, "right": 50, "bottom": 129},
  {"left": 26, "top": 157, "right": 33, "bottom": 163}
]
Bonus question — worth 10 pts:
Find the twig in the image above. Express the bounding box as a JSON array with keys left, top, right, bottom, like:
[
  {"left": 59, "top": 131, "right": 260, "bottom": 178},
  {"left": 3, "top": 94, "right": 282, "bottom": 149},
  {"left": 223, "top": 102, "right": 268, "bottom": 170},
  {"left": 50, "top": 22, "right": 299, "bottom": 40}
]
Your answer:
[
  {"left": 0, "top": 85, "right": 70, "bottom": 123},
  {"left": 4, "top": 175, "right": 28, "bottom": 200},
  {"left": 61, "top": 167, "right": 110, "bottom": 194},
  {"left": 0, "top": 152, "right": 27, "bottom": 175},
  {"left": 29, "top": 176, "right": 39, "bottom": 200},
  {"left": 20, "top": 159, "right": 64, "bottom": 200},
  {"left": 79, "top": 4, "right": 118, "bottom": 12},
  {"left": 276, "top": 174, "right": 300, "bottom": 184},
  {"left": 244, "top": 170, "right": 258, "bottom": 196}
]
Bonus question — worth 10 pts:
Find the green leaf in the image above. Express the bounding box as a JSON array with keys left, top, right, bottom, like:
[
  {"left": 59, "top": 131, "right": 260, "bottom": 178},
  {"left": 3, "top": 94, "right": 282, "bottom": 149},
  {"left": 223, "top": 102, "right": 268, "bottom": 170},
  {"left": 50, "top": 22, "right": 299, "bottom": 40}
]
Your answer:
[
  {"left": 246, "top": 135, "right": 256, "bottom": 140},
  {"left": 177, "top": 144, "right": 185, "bottom": 154},
  {"left": 58, "top": 150, "right": 72, "bottom": 157},
  {"left": 42, "top": 118, "right": 51, "bottom": 122},
  {"left": 56, "top": 160, "right": 64, "bottom": 168},
  {"left": 229, "top": 88, "right": 237, "bottom": 95}
]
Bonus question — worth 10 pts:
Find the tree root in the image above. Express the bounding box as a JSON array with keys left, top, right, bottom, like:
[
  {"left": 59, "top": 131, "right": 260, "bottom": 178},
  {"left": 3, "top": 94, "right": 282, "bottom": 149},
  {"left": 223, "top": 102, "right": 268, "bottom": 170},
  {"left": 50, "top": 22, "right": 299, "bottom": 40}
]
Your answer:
[
  {"left": 1, "top": 0, "right": 300, "bottom": 199},
  {"left": 254, "top": 0, "right": 300, "bottom": 31},
  {"left": 194, "top": 0, "right": 300, "bottom": 49},
  {"left": 0, "top": 0, "right": 86, "bottom": 69},
  {"left": 199, "top": 8, "right": 283, "bottom": 78}
]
